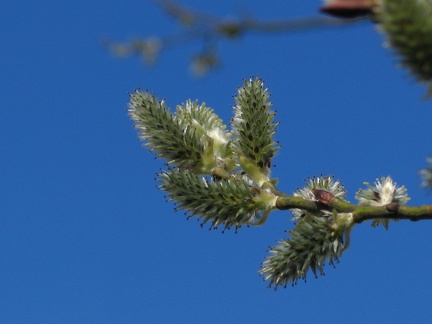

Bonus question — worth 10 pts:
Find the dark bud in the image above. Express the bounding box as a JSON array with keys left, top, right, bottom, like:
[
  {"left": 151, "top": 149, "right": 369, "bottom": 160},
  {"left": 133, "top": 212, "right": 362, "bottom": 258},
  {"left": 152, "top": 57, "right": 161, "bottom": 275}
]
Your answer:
[
  {"left": 313, "top": 189, "right": 335, "bottom": 205},
  {"left": 386, "top": 202, "right": 400, "bottom": 213}
]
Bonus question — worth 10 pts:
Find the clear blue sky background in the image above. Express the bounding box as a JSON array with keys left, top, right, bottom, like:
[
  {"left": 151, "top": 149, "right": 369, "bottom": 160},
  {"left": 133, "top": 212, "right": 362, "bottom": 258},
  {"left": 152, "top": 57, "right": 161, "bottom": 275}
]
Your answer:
[{"left": 2, "top": 1, "right": 432, "bottom": 323}]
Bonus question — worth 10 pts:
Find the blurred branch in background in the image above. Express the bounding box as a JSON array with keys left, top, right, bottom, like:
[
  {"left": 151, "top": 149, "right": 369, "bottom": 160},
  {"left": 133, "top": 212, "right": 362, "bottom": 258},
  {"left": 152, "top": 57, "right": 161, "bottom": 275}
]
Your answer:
[{"left": 104, "top": 0, "right": 369, "bottom": 76}]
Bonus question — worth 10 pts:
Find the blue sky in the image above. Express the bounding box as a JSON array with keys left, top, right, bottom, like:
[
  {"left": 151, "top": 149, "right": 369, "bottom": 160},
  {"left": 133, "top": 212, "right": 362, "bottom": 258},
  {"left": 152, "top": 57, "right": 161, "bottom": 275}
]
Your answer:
[{"left": 2, "top": 1, "right": 432, "bottom": 323}]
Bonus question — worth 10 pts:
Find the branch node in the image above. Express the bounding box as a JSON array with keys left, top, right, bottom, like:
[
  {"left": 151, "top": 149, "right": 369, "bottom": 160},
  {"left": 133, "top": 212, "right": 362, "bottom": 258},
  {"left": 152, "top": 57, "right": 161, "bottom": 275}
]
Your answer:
[{"left": 385, "top": 202, "right": 400, "bottom": 213}]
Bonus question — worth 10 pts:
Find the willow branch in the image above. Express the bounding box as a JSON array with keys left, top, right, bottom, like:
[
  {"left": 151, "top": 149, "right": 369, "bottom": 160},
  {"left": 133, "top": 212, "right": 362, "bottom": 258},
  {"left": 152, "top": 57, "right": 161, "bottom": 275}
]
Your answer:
[
  {"left": 354, "top": 204, "right": 432, "bottom": 223},
  {"left": 276, "top": 195, "right": 432, "bottom": 223}
]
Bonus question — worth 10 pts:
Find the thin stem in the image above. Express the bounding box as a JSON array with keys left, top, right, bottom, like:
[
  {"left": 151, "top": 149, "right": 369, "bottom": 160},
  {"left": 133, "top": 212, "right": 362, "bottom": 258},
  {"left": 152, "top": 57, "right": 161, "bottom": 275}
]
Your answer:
[
  {"left": 276, "top": 195, "right": 432, "bottom": 223},
  {"left": 354, "top": 204, "right": 432, "bottom": 223},
  {"left": 276, "top": 196, "right": 326, "bottom": 212},
  {"left": 216, "top": 16, "right": 369, "bottom": 36}
]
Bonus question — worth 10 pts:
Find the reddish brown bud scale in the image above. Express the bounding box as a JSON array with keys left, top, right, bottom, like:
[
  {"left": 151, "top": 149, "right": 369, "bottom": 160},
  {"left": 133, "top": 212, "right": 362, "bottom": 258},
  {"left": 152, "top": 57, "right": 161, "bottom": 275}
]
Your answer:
[
  {"left": 320, "top": 0, "right": 376, "bottom": 18},
  {"left": 312, "top": 189, "right": 336, "bottom": 205}
]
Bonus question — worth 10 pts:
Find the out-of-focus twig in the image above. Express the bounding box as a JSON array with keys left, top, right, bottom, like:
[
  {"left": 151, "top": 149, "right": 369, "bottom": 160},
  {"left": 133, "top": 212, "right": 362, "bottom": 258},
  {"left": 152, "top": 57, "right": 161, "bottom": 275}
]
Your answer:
[{"left": 106, "top": 0, "right": 370, "bottom": 75}]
